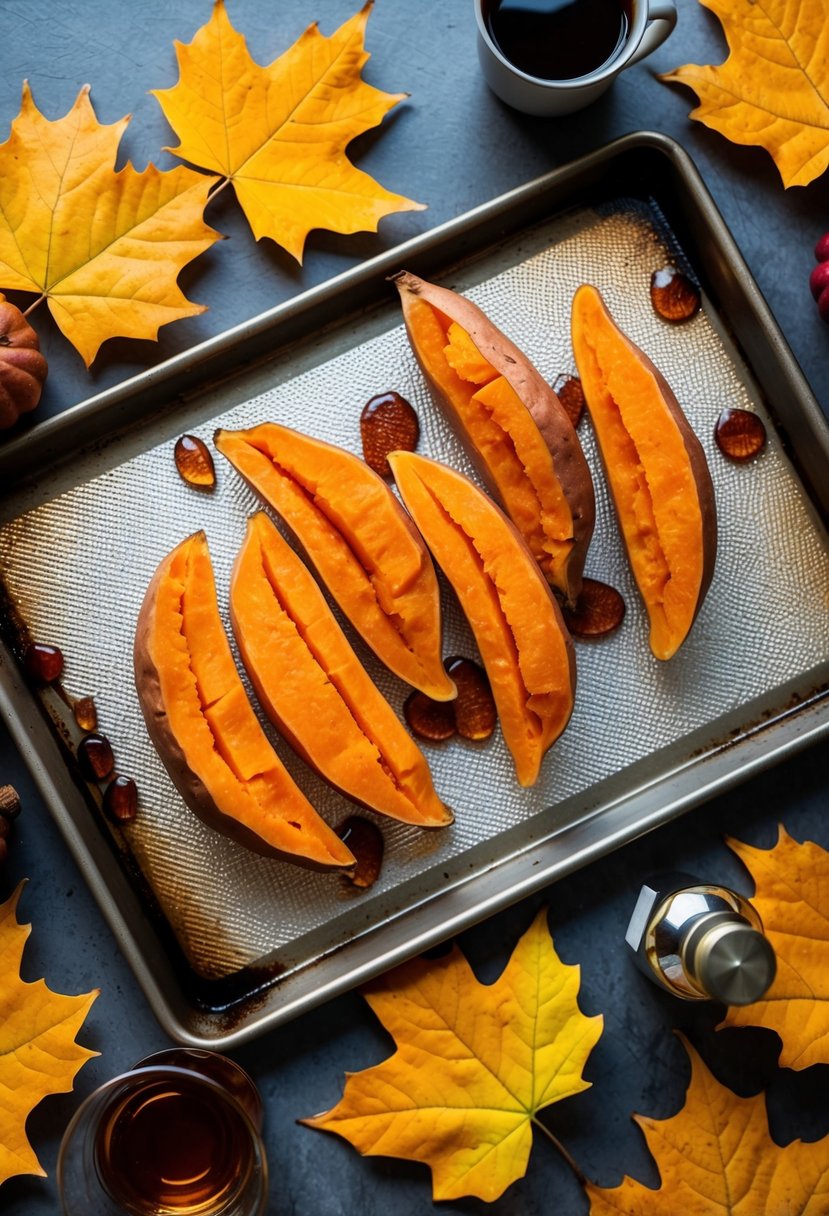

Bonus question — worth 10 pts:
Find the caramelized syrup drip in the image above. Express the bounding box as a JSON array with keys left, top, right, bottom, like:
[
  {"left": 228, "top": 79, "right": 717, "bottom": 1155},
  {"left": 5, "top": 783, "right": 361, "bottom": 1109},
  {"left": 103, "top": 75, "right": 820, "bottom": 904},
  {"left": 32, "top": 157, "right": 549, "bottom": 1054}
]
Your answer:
[
  {"left": 562, "top": 577, "right": 626, "bottom": 638},
  {"left": 552, "top": 374, "right": 586, "bottom": 428},
  {"left": 104, "top": 775, "right": 138, "bottom": 823},
  {"left": 650, "top": 266, "right": 701, "bottom": 322},
  {"left": 174, "top": 434, "right": 216, "bottom": 488},
  {"left": 78, "top": 733, "right": 115, "bottom": 782},
  {"left": 405, "top": 657, "right": 497, "bottom": 743},
  {"left": 446, "top": 657, "right": 497, "bottom": 740},
  {"left": 714, "top": 408, "right": 767, "bottom": 462},
  {"left": 360, "top": 391, "right": 420, "bottom": 477},
  {"left": 404, "top": 690, "right": 457, "bottom": 741},
  {"left": 336, "top": 816, "right": 384, "bottom": 889},
  {"left": 23, "top": 642, "right": 64, "bottom": 685},
  {"left": 73, "top": 695, "right": 98, "bottom": 732}
]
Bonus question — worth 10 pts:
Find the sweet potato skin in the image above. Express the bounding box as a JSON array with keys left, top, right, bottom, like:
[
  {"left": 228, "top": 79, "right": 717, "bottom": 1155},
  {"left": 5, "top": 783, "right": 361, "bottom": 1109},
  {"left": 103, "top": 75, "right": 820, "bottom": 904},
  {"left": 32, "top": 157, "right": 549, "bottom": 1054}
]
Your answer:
[
  {"left": 389, "top": 452, "right": 577, "bottom": 787},
  {"left": 133, "top": 535, "right": 355, "bottom": 872},
  {"left": 215, "top": 423, "right": 456, "bottom": 702},
  {"left": 393, "top": 270, "right": 595, "bottom": 605},
  {"left": 229, "top": 513, "right": 453, "bottom": 829},
  {"left": 571, "top": 285, "right": 717, "bottom": 659}
]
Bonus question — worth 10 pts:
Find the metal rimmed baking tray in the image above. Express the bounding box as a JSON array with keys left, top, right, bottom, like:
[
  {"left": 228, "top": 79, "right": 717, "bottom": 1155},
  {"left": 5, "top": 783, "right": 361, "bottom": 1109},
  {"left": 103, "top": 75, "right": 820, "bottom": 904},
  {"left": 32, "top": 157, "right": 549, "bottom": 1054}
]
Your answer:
[{"left": 1, "top": 132, "right": 827, "bottom": 1047}]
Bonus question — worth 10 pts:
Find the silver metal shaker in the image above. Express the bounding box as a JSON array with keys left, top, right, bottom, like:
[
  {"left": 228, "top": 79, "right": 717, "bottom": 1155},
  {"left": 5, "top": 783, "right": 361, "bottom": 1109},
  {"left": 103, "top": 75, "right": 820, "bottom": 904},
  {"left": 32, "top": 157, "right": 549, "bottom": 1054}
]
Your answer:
[{"left": 625, "top": 872, "right": 776, "bottom": 1005}]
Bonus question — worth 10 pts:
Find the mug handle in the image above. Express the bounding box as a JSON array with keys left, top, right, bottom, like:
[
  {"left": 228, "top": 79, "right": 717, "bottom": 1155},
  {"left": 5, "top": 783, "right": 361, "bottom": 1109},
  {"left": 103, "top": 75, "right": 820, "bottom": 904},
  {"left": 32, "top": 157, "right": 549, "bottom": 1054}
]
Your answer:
[{"left": 627, "top": 0, "right": 677, "bottom": 66}]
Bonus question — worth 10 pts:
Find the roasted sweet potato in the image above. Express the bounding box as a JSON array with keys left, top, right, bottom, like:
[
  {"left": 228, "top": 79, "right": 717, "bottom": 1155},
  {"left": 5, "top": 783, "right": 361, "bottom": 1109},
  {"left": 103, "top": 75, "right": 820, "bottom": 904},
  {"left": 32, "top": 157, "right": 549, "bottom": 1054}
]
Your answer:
[
  {"left": 215, "top": 423, "right": 455, "bottom": 701},
  {"left": 389, "top": 452, "right": 576, "bottom": 787},
  {"left": 393, "top": 270, "right": 595, "bottom": 606},
  {"left": 134, "top": 531, "right": 355, "bottom": 871},
  {"left": 571, "top": 285, "right": 717, "bottom": 660},
  {"left": 230, "top": 512, "right": 452, "bottom": 828}
]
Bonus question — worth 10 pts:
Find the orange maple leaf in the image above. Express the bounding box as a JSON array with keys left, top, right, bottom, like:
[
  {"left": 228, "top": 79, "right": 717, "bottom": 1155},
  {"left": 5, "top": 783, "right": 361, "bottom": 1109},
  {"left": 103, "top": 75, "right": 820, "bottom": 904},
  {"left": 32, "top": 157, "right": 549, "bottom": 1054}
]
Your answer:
[
  {"left": 152, "top": 0, "right": 424, "bottom": 263},
  {"left": 0, "top": 883, "right": 98, "bottom": 1184},
  {"left": 717, "top": 827, "right": 829, "bottom": 1070},
  {"left": 0, "top": 83, "right": 221, "bottom": 366},
  {"left": 302, "top": 909, "right": 603, "bottom": 1202},
  {"left": 587, "top": 1036, "right": 829, "bottom": 1215},
  {"left": 661, "top": 0, "right": 829, "bottom": 188}
]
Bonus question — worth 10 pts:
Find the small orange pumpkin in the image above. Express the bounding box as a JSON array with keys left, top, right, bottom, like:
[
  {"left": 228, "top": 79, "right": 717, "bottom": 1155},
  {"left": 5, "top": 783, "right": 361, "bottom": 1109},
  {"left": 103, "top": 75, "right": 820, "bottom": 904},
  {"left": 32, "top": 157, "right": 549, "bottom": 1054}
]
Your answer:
[{"left": 0, "top": 294, "right": 47, "bottom": 429}]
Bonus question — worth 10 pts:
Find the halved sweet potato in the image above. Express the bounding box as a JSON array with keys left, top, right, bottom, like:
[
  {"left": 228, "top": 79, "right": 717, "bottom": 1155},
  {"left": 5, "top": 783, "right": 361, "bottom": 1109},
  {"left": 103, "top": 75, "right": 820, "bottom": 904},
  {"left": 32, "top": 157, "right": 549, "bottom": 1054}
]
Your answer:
[
  {"left": 393, "top": 270, "right": 595, "bottom": 606},
  {"left": 389, "top": 452, "right": 576, "bottom": 787},
  {"left": 571, "top": 285, "right": 717, "bottom": 661},
  {"left": 215, "top": 423, "right": 455, "bottom": 702},
  {"left": 134, "top": 532, "right": 355, "bottom": 871},
  {"left": 230, "top": 512, "right": 452, "bottom": 828}
]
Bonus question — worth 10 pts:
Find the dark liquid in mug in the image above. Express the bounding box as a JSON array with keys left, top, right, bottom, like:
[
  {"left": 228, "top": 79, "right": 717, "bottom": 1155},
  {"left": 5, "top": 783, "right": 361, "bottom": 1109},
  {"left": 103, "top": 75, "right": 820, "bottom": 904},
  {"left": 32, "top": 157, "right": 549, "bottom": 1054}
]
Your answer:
[
  {"left": 486, "top": 0, "right": 631, "bottom": 81},
  {"left": 95, "top": 1077, "right": 255, "bottom": 1214}
]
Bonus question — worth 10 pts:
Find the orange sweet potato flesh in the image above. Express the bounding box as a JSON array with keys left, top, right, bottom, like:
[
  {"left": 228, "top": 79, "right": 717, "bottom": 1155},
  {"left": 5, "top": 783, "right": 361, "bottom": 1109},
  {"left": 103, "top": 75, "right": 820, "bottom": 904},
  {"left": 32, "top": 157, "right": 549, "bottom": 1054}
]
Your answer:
[
  {"left": 133, "top": 532, "right": 356, "bottom": 871},
  {"left": 389, "top": 452, "right": 576, "bottom": 787},
  {"left": 230, "top": 512, "right": 452, "bottom": 828},
  {"left": 571, "top": 285, "right": 717, "bottom": 660},
  {"left": 215, "top": 423, "right": 455, "bottom": 702},
  {"left": 393, "top": 270, "right": 595, "bottom": 607}
]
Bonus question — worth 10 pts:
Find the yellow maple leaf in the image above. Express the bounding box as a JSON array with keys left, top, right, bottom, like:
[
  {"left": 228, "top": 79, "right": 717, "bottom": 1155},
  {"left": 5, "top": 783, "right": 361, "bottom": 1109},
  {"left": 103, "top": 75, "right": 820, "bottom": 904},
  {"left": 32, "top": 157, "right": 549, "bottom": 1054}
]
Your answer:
[
  {"left": 0, "top": 82, "right": 221, "bottom": 367},
  {"left": 301, "top": 908, "right": 603, "bottom": 1202},
  {"left": 152, "top": 0, "right": 424, "bottom": 264},
  {"left": 0, "top": 883, "right": 98, "bottom": 1184},
  {"left": 717, "top": 827, "right": 829, "bottom": 1070},
  {"left": 586, "top": 1036, "right": 829, "bottom": 1214},
  {"left": 661, "top": 0, "right": 829, "bottom": 188}
]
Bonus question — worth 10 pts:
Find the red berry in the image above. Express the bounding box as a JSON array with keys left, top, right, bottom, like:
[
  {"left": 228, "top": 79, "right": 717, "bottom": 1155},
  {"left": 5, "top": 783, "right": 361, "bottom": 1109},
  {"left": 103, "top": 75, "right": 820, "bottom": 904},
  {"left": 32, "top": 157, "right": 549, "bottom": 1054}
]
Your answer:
[
  {"left": 814, "top": 232, "right": 829, "bottom": 263},
  {"left": 819, "top": 286, "right": 829, "bottom": 324},
  {"left": 809, "top": 261, "right": 829, "bottom": 300}
]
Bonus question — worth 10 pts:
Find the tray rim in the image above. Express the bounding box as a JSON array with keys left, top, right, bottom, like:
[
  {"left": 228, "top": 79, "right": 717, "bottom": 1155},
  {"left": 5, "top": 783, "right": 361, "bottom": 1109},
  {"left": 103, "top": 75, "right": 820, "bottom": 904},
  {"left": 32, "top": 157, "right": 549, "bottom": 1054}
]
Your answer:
[
  {"left": 1, "top": 130, "right": 827, "bottom": 498},
  {"left": 2, "top": 130, "right": 828, "bottom": 1046}
]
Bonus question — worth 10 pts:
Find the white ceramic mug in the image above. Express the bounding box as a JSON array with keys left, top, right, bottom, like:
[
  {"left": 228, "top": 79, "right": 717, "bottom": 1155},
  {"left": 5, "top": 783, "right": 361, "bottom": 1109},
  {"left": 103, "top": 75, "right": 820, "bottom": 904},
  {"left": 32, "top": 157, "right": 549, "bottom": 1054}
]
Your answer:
[{"left": 474, "top": 0, "right": 677, "bottom": 116}]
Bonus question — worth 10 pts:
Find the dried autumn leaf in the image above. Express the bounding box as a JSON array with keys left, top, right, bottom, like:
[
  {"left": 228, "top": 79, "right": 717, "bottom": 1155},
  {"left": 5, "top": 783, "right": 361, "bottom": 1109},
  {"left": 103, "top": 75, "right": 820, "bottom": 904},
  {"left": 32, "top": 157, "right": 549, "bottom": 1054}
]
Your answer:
[
  {"left": 661, "top": 0, "right": 829, "bottom": 188},
  {"left": 718, "top": 827, "right": 829, "bottom": 1070},
  {"left": 587, "top": 1036, "right": 829, "bottom": 1214},
  {"left": 302, "top": 908, "right": 603, "bottom": 1202},
  {"left": 0, "top": 82, "right": 220, "bottom": 367},
  {"left": 0, "top": 883, "right": 98, "bottom": 1184},
  {"left": 153, "top": 0, "right": 424, "bottom": 263}
]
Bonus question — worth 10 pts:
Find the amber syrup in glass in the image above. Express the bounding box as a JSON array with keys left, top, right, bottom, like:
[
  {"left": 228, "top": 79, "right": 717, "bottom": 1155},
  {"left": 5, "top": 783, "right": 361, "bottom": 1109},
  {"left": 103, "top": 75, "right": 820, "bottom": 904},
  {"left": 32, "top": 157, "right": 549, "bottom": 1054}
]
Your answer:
[
  {"left": 486, "top": 0, "right": 631, "bottom": 81},
  {"left": 94, "top": 1074, "right": 255, "bottom": 1214}
]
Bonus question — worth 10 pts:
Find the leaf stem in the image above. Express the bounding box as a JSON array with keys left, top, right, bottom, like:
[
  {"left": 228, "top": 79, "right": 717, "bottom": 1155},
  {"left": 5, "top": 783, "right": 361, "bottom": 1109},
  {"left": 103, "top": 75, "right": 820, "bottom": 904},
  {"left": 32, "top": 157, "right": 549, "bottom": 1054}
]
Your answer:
[
  {"left": 531, "top": 1116, "right": 588, "bottom": 1188},
  {"left": 207, "top": 176, "right": 232, "bottom": 200},
  {"left": 23, "top": 295, "right": 46, "bottom": 317}
]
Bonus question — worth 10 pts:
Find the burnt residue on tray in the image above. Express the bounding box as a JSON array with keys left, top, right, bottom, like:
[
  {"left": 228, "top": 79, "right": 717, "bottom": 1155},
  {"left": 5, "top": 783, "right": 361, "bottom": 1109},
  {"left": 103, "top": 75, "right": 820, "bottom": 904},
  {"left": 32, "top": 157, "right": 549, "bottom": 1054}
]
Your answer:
[
  {"left": 0, "top": 574, "right": 32, "bottom": 662},
  {"left": 0, "top": 570, "right": 300, "bottom": 1022},
  {"left": 687, "top": 682, "right": 829, "bottom": 761}
]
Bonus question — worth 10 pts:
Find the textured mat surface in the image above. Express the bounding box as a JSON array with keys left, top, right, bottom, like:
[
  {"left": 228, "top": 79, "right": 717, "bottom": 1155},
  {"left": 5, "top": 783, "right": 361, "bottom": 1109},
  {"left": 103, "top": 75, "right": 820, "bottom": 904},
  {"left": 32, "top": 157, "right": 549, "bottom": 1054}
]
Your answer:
[{"left": 2, "top": 199, "right": 827, "bottom": 978}]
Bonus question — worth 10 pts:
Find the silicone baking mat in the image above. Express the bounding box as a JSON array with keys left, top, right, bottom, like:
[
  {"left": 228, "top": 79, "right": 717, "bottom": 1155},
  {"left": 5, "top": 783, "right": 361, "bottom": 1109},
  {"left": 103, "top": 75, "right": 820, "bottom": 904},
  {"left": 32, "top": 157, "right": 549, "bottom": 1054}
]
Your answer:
[{"left": 2, "top": 196, "right": 827, "bottom": 984}]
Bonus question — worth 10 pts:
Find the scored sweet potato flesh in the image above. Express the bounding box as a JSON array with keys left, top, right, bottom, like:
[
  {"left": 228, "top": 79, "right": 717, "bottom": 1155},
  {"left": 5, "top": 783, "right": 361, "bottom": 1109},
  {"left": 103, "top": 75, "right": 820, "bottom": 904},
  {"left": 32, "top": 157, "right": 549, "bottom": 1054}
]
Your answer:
[
  {"left": 230, "top": 513, "right": 452, "bottom": 828},
  {"left": 389, "top": 452, "right": 576, "bottom": 787},
  {"left": 571, "top": 285, "right": 717, "bottom": 661},
  {"left": 394, "top": 271, "right": 595, "bottom": 606},
  {"left": 215, "top": 423, "right": 455, "bottom": 702},
  {"left": 133, "top": 532, "right": 356, "bottom": 871}
]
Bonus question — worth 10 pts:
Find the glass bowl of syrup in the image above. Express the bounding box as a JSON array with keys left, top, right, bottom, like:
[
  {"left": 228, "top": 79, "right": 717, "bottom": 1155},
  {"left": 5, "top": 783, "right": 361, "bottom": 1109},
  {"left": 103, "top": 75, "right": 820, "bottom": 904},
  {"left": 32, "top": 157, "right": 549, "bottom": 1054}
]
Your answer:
[{"left": 58, "top": 1049, "right": 267, "bottom": 1216}]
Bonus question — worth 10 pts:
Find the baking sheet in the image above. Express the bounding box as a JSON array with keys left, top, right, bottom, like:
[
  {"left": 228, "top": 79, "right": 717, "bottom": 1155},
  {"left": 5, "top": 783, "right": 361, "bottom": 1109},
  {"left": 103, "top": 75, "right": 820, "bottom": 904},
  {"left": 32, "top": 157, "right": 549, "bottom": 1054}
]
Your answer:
[{"left": 1, "top": 134, "right": 827, "bottom": 1042}]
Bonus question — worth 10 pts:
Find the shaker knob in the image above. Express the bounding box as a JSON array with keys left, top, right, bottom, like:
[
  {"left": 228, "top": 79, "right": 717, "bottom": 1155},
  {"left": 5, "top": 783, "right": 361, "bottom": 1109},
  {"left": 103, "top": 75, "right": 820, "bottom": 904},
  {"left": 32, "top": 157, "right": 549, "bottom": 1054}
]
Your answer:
[{"left": 680, "top": 911, "right": 776, "bottom": 1006}]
